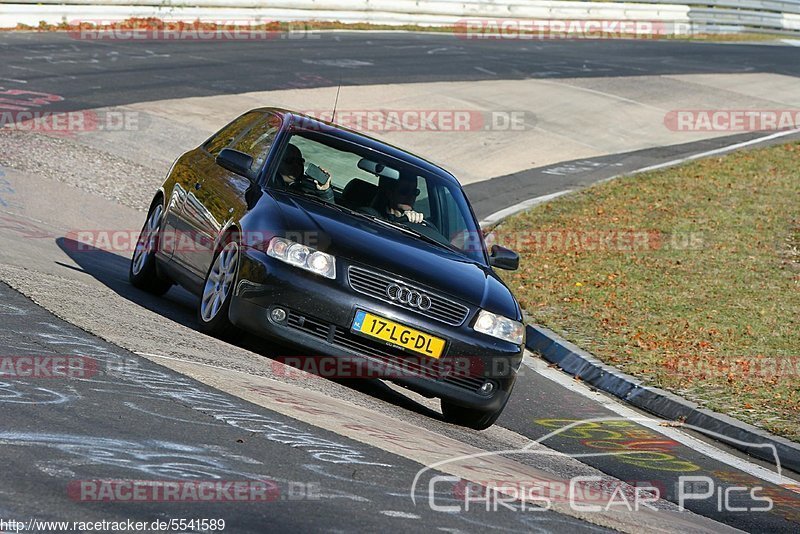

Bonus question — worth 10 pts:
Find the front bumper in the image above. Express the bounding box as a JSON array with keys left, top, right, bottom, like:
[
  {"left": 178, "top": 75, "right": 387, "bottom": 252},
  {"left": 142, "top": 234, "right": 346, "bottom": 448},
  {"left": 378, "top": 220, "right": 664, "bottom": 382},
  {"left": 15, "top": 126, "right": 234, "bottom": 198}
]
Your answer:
[{"left": 229, "top": 247, "right": 522, "bottom": 411}]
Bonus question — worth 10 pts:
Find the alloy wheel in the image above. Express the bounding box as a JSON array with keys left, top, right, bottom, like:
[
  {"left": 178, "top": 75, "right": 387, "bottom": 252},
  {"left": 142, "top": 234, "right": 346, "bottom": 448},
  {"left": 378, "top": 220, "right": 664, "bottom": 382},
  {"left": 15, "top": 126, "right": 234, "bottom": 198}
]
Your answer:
[{"left": 200, "top": 241, "right": 239, "bottom": 322}]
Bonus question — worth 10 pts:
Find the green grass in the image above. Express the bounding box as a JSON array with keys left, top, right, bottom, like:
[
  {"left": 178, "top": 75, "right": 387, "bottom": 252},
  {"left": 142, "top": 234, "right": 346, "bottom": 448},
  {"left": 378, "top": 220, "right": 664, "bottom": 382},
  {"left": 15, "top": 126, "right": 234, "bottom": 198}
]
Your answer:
[{"left": 497, "top": 142, "right": 800, "bottom": 440}]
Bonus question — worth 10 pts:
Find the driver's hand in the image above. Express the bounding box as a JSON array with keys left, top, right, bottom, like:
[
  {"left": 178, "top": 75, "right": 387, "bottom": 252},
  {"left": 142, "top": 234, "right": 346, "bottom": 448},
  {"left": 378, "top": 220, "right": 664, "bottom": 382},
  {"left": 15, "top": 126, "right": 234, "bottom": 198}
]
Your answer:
[
  {"left": 315, "top": 167, "right": 332, "bottom": 191},
  {"left": 403, "top": 210, "right": 424, "bottom": 224},
  {"left": 388, "top": 207, "right": 424, "bottom": 224}
]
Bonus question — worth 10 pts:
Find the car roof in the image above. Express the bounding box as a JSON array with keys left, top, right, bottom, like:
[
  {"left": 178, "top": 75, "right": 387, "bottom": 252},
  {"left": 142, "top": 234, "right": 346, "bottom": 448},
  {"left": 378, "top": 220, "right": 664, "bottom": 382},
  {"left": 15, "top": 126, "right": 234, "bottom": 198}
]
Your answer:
[{"left": 254, "top": 107, "right": 462, "bottom": 187}]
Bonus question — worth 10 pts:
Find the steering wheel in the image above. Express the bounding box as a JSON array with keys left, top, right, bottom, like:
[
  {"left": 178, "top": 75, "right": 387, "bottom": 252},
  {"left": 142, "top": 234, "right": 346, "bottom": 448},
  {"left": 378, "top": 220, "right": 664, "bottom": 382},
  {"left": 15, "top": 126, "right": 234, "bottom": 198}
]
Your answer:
[
  {"left": 403, "top": 216, "right": 442, "bottom": 236},
  {"left": 419, "top": 219, "right": 440, "bottom": 233}
]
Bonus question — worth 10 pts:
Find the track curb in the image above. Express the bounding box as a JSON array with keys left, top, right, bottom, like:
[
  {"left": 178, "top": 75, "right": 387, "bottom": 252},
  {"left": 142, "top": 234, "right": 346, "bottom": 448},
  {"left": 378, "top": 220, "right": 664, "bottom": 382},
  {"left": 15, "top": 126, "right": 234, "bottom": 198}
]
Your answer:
[{"left": 525, "top": 323, "right": 800, "bottom": 475}]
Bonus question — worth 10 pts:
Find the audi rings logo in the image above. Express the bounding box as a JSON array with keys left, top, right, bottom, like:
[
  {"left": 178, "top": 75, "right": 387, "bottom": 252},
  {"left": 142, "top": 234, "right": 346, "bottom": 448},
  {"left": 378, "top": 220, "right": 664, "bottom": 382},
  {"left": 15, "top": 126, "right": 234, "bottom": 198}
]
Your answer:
[{"left": 386, "top": 283, "right": 433, "bottom": 311}]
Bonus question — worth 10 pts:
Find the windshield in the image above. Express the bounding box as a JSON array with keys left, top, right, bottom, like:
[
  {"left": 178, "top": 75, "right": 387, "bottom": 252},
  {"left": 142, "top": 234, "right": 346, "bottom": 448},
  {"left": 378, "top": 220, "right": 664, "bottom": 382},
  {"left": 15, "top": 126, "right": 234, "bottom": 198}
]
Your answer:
[{"left": 269, "top": 129, "right": 487, "bottom": 263}]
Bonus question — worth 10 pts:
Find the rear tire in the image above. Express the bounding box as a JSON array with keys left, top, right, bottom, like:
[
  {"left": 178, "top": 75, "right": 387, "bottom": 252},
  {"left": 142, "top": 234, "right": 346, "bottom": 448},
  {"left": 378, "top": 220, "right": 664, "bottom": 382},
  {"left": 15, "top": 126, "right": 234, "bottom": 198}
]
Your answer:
[
  {"left": 197, "top": 235, "right": 242, "bottom": 340},
  {"left": 129, "top": 201, "right": 172, "bottom": 296}
]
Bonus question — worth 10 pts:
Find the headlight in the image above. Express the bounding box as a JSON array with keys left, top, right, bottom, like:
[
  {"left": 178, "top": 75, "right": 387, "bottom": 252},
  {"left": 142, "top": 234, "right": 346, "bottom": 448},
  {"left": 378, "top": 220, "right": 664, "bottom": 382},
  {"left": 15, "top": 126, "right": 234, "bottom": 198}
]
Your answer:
[
  {"left": 266, "top": 237, "right": 336, "bottom": 279},
  {"left": 473, "top": 310, "right": 525, "bottom": 345}
]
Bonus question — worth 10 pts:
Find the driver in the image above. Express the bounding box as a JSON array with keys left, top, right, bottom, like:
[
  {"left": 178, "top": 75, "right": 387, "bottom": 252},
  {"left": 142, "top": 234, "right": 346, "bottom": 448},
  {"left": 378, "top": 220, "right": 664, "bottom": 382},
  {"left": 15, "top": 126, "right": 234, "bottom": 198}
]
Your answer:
[
  {"left": 278, "top": 143, "right": 334, "bottom": 203},
  {"left": 381, "top": 175, "right": 424, "bottom": 224}
]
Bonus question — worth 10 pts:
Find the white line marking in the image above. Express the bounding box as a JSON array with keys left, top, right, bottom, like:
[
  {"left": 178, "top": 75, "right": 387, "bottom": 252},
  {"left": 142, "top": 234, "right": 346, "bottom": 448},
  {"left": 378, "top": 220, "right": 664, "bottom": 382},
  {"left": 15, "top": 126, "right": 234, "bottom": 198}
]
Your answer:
[
  {"left": 522, "top": 354, "right": 800, "bottom": 489},
  {"left": 630, "top": 128, "right": 800, "bottom": 175},
  {"left": 479, "top": 189, "right": 571, "bottom": 228},
  {"left": 379, "top": 511, "right": 421, "bottom": 519},
  {"left": 474, "top": 66, "right": 496, "bottom": 75},
  {"left": 301, "top": 58, "right": 373, "bottom": 68},
  {"left": 781, "top": 39, "right": 800, "bottom": 47},
  {"left": 479, "top": 128, "right": 800, "bottom": 228}
]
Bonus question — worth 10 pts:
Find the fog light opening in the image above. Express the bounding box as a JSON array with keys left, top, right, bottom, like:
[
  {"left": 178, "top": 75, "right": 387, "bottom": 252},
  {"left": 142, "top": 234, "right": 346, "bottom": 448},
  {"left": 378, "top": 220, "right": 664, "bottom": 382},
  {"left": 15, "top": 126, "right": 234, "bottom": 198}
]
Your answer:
[
  {"left": 479, "top": 381, "right": 495, "bottom": 395},
  {"left": 270, "top": 307, "right": 287, "bottom": 323}
]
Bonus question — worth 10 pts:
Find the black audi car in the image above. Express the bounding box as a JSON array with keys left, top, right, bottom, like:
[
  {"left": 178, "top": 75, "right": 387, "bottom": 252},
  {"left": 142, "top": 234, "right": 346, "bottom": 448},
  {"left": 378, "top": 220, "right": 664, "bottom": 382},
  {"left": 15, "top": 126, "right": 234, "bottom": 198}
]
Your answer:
[{"left": 129, "top": 108, "right": 524, "bottom": 429}]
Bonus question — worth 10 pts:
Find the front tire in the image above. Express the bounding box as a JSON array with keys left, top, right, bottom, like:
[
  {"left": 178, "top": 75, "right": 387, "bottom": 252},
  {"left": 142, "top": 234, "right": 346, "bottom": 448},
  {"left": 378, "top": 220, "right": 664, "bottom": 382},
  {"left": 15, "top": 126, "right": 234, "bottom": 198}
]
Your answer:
[
  {"left": 129, "top": 201, "right": 172, "bottom": 295},
  {"left": 441, "top": 391, "right": 511, "bottom": 431},
  {"left": 197, "top": 237, "right": 241, "bottom": 340}
]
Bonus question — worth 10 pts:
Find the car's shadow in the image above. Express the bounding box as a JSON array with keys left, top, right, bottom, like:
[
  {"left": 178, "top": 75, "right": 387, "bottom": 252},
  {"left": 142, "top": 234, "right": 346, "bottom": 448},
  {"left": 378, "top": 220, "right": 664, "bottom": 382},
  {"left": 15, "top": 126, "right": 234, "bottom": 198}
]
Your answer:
[{"left": 55, "top": 237, "right": 443, "bottom": 420}]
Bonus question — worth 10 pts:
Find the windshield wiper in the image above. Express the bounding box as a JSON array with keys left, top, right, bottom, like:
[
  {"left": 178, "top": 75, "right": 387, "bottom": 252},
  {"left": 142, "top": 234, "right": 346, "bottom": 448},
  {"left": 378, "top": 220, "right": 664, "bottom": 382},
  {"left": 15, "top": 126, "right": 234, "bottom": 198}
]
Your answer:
[{"left": 284, "top": 188, "right": 346, "bottom": 212}]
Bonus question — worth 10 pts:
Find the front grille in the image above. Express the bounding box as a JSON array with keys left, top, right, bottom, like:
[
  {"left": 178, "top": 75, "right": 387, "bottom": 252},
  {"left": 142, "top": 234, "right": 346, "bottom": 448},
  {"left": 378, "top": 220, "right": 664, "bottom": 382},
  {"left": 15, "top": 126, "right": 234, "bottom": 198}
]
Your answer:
[
  {"left": 347, "top": 266, "right": 470, "bottom": 326},
  {"left": 284, "top": 310, "right": 486, "bottom": 394}
]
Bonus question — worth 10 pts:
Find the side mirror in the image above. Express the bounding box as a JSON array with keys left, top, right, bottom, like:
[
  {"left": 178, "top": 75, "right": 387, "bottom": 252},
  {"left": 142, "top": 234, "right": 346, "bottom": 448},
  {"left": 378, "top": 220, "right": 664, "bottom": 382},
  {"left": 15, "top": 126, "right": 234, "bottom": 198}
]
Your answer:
[
  {"left": 489, "top": 244, "right": 519, "bottom": 270},
  {"left": 216, "top": 148, "right": 257, "bottom": 182}
]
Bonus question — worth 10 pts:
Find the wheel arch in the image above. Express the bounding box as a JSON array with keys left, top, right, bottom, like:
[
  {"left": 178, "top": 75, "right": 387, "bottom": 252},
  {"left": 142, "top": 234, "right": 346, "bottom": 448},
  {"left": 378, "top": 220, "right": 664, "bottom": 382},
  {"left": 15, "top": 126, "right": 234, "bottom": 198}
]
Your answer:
[{"left": 214, "top": 222, "right": 242, "bottom": 255}]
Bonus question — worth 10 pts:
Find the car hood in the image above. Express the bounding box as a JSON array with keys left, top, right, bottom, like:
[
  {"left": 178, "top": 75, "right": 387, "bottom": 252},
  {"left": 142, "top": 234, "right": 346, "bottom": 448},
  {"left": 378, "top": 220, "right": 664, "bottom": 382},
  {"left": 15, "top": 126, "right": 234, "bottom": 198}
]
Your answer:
[{"left": 268, "top": 191, "right": 519, "bottom": 318}]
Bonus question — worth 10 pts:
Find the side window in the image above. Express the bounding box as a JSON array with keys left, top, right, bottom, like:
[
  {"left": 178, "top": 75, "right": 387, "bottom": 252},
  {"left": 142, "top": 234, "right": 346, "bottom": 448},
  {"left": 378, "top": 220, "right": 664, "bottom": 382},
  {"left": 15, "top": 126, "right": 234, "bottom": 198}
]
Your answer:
[
  {"left": 230, "top": 114, "right": 281, "bottom": 172},
  {"left": 203, "top": 111, "right": 260, "bottom": 156}
]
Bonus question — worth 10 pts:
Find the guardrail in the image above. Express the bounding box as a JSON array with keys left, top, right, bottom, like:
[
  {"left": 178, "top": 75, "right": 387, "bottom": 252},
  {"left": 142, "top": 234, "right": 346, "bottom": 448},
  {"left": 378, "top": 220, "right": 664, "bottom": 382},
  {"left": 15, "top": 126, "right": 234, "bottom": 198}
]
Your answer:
[
  {"left": 644, "top": 0, "right": 800, "bottom": 33},
  {"left": 642, "top": 0, "right": 800, "bottom": 13},
  {"left": 1, "top": 0, "right": 799, "bottom": 35}
]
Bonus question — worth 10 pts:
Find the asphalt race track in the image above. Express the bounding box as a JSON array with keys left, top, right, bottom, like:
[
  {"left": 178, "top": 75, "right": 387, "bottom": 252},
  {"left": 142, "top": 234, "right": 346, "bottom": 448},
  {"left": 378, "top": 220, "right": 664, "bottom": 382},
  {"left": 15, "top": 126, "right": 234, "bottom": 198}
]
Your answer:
[
  {"left": 0, "top": 282, "right": 611, "bottom": 533},
  {"left": 0, "top": 31, "right": 798, "bottom": 533},
  {"left": 2, "top": 33, "right": 800, "bottom": 109}
]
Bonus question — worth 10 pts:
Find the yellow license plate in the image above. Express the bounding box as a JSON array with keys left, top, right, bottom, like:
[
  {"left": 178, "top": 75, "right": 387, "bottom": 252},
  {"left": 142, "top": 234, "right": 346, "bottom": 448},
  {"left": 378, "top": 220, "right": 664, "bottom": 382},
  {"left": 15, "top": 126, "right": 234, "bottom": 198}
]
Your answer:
[{"left": 352, "top": 310, "right": 445, "bottom": 359}]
